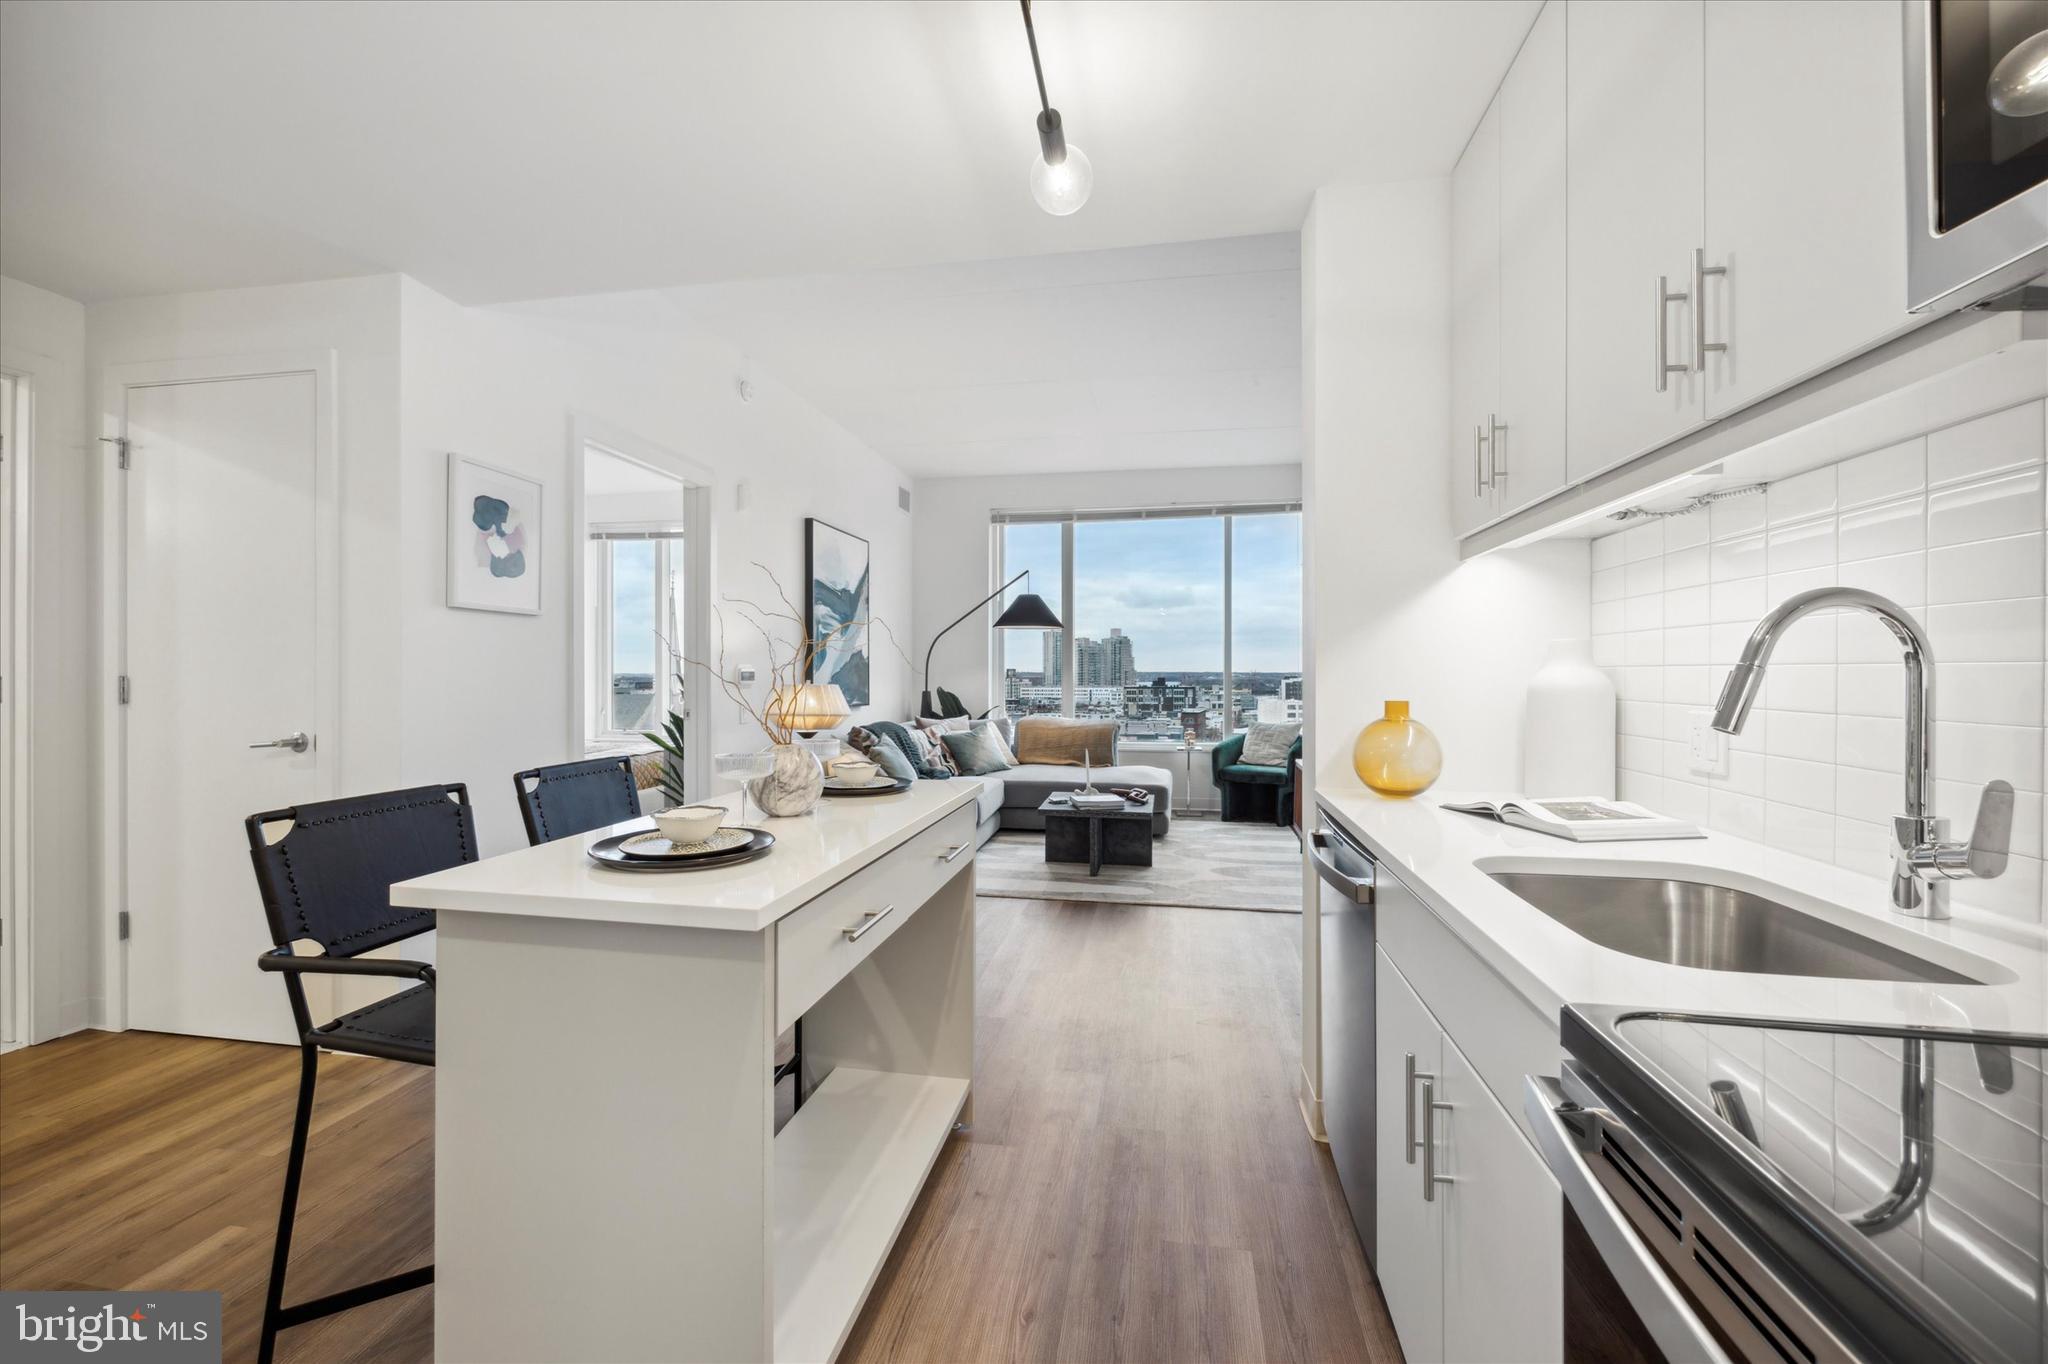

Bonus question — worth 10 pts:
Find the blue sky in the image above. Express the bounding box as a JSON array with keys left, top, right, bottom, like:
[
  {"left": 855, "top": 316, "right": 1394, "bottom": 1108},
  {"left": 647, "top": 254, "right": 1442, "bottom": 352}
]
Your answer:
[{"left": 1003, "top": 513, "right": 1302, "bottom": 675}]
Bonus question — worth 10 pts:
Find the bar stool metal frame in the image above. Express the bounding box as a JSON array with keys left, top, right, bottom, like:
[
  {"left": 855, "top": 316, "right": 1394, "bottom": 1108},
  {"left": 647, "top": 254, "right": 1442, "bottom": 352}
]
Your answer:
[{"left": 244, "top": 783, "right": 476, "bottom": 1364}]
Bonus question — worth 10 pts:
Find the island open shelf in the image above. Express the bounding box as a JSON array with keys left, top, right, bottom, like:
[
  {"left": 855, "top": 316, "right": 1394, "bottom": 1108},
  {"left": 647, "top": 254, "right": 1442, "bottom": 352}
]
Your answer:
[{"left": 773, "top": 1067, "right": 970, "bottom": 1364}]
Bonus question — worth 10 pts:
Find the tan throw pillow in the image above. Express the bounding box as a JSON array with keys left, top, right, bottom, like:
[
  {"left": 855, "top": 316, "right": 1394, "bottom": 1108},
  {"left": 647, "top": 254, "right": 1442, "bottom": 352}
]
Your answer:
[{"left": 1013, "top": 716, "right": 1119, "bottom": 768}]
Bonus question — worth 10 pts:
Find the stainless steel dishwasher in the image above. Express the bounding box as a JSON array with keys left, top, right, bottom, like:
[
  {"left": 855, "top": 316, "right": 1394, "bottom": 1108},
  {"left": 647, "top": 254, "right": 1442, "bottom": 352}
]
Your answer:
[{"left": 1311, "top": 807, "right": 1377, "bottom": 1265}]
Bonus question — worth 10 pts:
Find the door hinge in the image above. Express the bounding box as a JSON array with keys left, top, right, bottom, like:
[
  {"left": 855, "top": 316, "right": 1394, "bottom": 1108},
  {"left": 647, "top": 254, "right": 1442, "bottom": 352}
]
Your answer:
[
  {"left": 118, "top": 675, "right": 131, "bottom": 704},
  {"left": 99, "top": 435, "right": 130, "bottom": 469},
  {"left": 118, "top": 911, "right": 130, "bottom": 941}
]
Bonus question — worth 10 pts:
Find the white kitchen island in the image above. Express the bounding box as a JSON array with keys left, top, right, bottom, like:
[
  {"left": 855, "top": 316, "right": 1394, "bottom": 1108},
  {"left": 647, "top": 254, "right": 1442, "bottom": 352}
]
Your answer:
[{"left": 391, "top": 780, "right": 980, "bottom": 1364}]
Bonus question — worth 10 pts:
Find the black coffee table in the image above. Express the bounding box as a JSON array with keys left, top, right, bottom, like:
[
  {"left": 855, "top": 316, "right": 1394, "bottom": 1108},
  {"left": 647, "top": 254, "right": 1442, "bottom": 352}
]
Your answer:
[{"left": 1038, "top": 793, "right": 1155, "bottom": 875}]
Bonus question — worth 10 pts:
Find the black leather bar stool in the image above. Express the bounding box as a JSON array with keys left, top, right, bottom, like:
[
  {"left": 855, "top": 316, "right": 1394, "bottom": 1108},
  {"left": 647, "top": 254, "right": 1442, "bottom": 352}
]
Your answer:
[
  {"left": 512, "top": 755, "right": 640, "bottom": 844},
  {"left": 243, "top": 783, "right": 476, "bottom": 1364}
]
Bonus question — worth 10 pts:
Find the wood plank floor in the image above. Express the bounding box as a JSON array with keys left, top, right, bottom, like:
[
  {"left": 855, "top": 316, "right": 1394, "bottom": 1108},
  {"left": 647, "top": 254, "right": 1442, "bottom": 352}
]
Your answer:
[{"left": 1, "top": 899, "right": 1400, "bottom": 1363}]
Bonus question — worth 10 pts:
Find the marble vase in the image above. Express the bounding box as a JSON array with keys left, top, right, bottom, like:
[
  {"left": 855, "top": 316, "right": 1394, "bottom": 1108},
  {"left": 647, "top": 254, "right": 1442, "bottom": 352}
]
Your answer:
[{"left": 747, "top": 743, "right": 824, "bottom": 817}]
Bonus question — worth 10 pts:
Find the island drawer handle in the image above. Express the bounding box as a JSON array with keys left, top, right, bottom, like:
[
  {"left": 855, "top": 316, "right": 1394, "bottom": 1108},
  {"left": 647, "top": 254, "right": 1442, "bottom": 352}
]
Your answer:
[
  {"left": 938, "top": 843, "right": 970, "bottom": 864},
  {"left": 844, "top": 904, "right": 897, "bottom": 942}
]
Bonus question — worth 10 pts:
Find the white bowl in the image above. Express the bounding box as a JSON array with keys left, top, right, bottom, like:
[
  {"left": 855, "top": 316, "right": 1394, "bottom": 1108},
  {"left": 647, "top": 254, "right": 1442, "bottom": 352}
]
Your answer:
[
  {"left": 830, "top": 757, "right": 881, "bottom": 785},
  {"left": 652, "top": 805, "right": 726, "bottom": 843}
]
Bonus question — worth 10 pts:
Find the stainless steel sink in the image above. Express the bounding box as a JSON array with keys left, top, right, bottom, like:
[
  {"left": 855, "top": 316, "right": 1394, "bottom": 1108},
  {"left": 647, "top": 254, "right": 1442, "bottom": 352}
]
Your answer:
[{"left": 1486, "top": 871, "right": 1982, "bottom": 984}]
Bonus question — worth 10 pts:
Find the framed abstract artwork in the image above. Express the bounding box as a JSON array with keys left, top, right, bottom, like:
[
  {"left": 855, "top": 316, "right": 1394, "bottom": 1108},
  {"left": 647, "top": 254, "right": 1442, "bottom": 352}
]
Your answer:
[
  {"left": 805, "top": 517, "right": 870, "bottom": 706},
  {"left": 447, "top": 452, "right": 542, "bottom": 614}
]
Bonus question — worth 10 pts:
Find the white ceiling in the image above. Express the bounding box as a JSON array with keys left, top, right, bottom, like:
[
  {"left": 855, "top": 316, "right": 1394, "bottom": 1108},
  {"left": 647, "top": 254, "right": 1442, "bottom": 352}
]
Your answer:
[
  {"left": 664, "top": 232, "right": 1301, "bottom": 478},
  {"left": 0, "top": 0, "right": 1539, "bottom": 305}
]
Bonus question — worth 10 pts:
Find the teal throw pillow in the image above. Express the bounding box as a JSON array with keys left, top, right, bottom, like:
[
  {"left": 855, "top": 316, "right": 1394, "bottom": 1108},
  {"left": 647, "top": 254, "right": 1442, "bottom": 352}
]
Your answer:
[{"left": 941, "top": 727, "right": 1015, "bottom": 776}]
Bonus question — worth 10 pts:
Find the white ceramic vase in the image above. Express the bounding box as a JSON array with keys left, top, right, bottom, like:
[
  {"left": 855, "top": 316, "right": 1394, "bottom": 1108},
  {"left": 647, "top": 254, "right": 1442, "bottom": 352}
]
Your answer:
[
  {"left": 747, "top": 742, "right": 824, "bottom": 817},
  {"left": 1522, "top": 638, "right": 1617, "bottom": 798}
]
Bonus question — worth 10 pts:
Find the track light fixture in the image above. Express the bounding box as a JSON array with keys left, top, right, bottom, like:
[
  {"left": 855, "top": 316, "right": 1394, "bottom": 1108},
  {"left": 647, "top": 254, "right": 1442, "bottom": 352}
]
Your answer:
[{"left": 1019, "top": 0, "right": 1092, "bottom": 215}]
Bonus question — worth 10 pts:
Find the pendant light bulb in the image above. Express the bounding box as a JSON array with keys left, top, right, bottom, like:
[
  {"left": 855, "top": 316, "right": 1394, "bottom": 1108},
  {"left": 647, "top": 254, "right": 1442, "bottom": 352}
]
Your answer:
[
  {"left": 1029, "top": 106, "right": 1092, "bottom": 216},
  {"left": 1031, "top": 141, "right": 1093, "bottom": 215}
]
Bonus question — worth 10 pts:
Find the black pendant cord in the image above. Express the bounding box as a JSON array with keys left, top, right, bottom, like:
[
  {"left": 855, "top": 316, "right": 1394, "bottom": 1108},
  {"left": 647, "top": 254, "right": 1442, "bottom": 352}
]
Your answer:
[{"left": 1020, "top": 0, "right": 1051, "bottom": 114}]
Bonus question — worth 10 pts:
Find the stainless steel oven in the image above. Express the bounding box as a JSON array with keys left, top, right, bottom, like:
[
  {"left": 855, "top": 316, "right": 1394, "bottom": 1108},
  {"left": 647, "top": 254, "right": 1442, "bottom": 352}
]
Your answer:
[{"left": 1906, "top": 0, "right": 2048, "bottom": 311}]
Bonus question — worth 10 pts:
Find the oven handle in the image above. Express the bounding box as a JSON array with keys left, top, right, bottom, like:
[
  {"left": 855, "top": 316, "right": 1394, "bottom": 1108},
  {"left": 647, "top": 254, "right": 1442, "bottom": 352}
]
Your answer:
[
  {"left": 1309, "top": 832, "right": 1375, "bottom": 904},
  {"left": 1523, "top": 1076, "right": 1734, "bottom": 1364}
]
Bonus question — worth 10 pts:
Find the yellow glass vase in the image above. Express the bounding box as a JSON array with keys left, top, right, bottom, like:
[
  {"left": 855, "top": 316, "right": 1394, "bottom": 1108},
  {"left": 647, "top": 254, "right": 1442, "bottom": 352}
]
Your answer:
[{"left": 1353, "top": 700, "right": 1442, "bottom": 798}]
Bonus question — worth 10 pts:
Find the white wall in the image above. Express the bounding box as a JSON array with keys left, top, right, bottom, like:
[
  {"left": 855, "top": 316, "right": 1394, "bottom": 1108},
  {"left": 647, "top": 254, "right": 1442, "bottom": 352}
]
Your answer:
[
  {"left": 1596, "top": 395, "right": 2048, "bottom": 926},
  {"left": 1298, "top": 181, "right": 1589, "bottom": 1128},
  {"left": 402, "top": 281, "right": 915, "bottom": 855},
  {"left": 911, "top": 463, "right": 1303, "bottom": 719},
  {"left": 2, "top": 275, "right": 94, "bottom": 1039}
]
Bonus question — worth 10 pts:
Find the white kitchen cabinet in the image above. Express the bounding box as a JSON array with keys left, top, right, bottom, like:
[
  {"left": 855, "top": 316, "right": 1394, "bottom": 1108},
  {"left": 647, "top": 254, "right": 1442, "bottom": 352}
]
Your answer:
[
  {"left": 1449, "top": 92, "right": 1503, "bottom": 536},
  {"left": 1564, "top": 0, "right": 1705, "bottom": 484},
  {"left": 1494, "top": 0, "right": 1570, "bottom": 517},
  {"left": 1376, "top": 946, "right": 1446, "bottom": 1361},
  {"left": 1438, "top": 1033, "right": 1564, "bottom": 1363},
  {"left": 1377, "top": 940, "right": 1564, "bottom": 1364},
  {"left": 1700, "top": 0, "right": 1910, "bottom": 416}
]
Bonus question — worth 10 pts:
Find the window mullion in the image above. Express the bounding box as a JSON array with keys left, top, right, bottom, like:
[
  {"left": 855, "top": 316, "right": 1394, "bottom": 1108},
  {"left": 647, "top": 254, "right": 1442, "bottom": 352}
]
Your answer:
[{"left": 1223, "top": 514, "right": 1234, "bottom": 738}]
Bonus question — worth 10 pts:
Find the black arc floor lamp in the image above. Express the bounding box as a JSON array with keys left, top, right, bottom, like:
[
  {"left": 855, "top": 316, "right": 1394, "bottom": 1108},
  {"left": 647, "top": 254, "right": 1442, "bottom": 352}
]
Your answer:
[{"left": 922, "top": 571, "right": 1063, "bottom": 718}]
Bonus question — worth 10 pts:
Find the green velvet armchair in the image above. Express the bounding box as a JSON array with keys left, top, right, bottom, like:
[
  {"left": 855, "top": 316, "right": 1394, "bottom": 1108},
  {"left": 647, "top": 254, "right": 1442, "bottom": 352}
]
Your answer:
[{"left": 1210, "top": 732, "right": 1303, "bottom": 825}]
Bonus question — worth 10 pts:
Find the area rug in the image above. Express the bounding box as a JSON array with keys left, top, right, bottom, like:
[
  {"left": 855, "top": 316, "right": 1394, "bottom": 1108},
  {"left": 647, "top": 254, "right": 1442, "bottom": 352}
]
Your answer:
[{"left": 973, "top": 820, "right": 1303, "bottom": 913}]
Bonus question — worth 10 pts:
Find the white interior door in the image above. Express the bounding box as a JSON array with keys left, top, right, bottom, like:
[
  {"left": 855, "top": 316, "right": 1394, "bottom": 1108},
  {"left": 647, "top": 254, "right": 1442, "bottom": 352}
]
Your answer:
[
  {"left": 124, "top": 370, "right": 329, "bottom": 1044},
  {"left": 0, "top": 372, "right": 16, "bottom": 1048}
]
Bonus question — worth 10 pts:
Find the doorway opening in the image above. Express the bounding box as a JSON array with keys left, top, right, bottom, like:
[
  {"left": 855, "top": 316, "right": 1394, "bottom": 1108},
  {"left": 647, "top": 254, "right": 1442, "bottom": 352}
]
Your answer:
[
  {"left": 1, "top": 370, "right": 28, "bottom": 1049},
  {"left": 572, "top": 424, "right": 712, "bottom": 805}
]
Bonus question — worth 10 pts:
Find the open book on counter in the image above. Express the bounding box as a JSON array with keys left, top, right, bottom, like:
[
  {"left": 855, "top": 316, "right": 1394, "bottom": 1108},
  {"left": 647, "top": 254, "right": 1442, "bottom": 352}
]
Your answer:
[{"left": 1441, "top": 796, "right": 1703, "bottom": 842}]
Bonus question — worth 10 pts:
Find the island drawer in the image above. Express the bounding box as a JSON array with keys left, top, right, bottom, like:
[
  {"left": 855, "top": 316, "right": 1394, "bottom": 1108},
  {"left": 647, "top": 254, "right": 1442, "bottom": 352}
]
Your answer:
[{"left": 775, "top": 801, "right": 977, "bottom": 1031}]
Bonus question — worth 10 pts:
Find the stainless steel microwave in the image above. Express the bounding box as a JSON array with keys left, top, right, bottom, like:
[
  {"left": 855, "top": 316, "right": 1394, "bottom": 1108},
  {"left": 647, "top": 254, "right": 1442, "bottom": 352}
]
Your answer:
[{"left": 1906, "top": 0, "right": 2048, "bottom": 311}]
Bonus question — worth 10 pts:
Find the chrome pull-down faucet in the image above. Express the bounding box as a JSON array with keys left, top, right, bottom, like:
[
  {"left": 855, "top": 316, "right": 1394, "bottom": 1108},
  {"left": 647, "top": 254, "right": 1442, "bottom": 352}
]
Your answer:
[{"left": 1709, "top": 586, "right": 2012, "bottom": 920}]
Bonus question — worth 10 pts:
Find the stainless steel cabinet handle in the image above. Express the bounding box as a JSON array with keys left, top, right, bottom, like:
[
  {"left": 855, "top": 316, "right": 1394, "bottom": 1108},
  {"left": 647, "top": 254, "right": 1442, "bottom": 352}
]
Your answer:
[
  {"left": 1421, "top": 1077, "right": 1453, "bottom": 1201},
  {"left": 1473, "top": 424, "right": 1489, "bottom": 496},
  {"left": 1488, "top": 414, "right": 1508, "bottom": 488},
  {"left": 1405, "top": 1053, "right": 1436, "bottom": 1164},
  {"left": 1654, "top": 275, "right": 1690, "bottom": 392},
  {"left": 249, "top": 731, "right": 312, "bottom": 754},
  {"left": 1692, "top": 248, "right": 1727, "bottom": 372},
  {"left": 843, "top": 903, "right": 896, "bottom": 942},
  {"left": 938, "top": 843, "right": 970, "bottom": 864}
]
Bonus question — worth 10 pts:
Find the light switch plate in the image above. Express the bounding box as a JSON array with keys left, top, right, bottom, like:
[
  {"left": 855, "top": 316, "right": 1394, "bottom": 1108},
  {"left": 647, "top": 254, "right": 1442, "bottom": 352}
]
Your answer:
[{"left": 1687, "top": 712, "right": 1728, "bottom": 777}]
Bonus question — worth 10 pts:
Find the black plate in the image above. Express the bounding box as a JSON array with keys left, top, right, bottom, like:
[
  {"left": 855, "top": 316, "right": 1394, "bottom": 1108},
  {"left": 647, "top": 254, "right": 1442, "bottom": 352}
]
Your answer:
[
  {"left": 613, "top": 825, "right": 759, "bottom": 861},
  {"left": 588, "top": 827, "right": 775, "bottom": 872},
  {"left": 820, "top": 776, "right": 912, "bottom": 798}
]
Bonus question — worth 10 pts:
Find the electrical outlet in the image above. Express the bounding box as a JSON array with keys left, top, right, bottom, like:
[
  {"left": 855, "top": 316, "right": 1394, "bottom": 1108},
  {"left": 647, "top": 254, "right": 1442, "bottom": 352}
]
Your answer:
[{"left": 1687, "top": 711, "right": 1727, "bottom": 777}]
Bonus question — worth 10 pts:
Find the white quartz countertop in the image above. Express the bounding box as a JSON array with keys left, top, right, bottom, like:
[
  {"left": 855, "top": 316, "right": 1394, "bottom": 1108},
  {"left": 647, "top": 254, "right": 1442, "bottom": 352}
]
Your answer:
[
  {"left": 1318, "top": 783, "right": 2048, "bottom": 1038},
  {"left": 392, "top": 779, "right": 977, "bottom": 932}
]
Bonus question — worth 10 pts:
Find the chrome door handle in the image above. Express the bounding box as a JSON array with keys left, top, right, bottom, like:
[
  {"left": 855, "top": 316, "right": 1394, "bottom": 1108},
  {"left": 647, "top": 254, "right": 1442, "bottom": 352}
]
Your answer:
[
  {"left": 1692, "top": 248, "right": 1726, "bottom": 372},
  {"left": 249, "top": 731, "right": 312, "bottom": 754},
  {"left": 1405, "top": 1053, "right": 1436, "bottom": 1164},
  {"left": 1421, "top": 1076, "right": 1453, "bottom": 1201},
  {"left": 1487, "top": 414, "right": 1508, "bottom": 488},
  {"left": 843, "top": 903, "right": 896, "bottom": 942},
  {"left": 938, "top": 843, "right": 970, "bottom": 865},
  {"left": 1654, "top": 275, "right": 1690, "bottom": 392}
]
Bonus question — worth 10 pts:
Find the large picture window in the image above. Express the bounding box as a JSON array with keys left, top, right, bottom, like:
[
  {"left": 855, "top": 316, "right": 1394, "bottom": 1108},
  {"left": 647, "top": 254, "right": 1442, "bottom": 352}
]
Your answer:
[{"left": 995, "top": 503, "right": 1302, "bottom": 742}]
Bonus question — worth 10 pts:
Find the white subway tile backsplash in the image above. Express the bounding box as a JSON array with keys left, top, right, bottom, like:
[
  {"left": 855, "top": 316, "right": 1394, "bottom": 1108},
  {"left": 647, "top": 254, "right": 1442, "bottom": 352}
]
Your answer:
[
  {"left": 1589, "top": 400, "right": 2047, "bottom": 925},
  {"left": 1837, "top": 437, "right": 1925, "bottom": 509},
  {"left": 1926, "top": 400, "right": 2045, "bottom": 487},
  {"left": 1665, "top": 543, "right": 1709, "bottom": 589},
  {"left": 1927, "top": 467, "right": 2046, "bottom": 548},
  {"left": 1711, "top": 532, "right": 1767, "bottom": 582},
  {"left": 1710, "top": 492, "right": 1768, "bottom": 542},
  {"left": 1937, "top": 662, "right": 2045, "bottom": 727},
  {"left": 1927, "top": 597, "right": 2046, "bottom": 664},
  {"left": 1837, "top": 496, "right": 1924, "bottom": 562},
  {"left": 1768, "top": 466, "right": 1838, "bottom": 525},
  {"left": 1927, "top": 531, "right": 2042, "bottom": 604}
]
